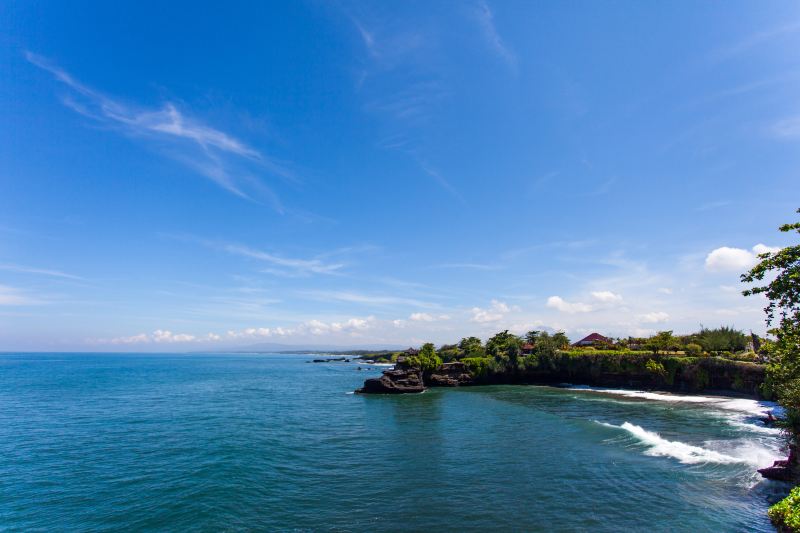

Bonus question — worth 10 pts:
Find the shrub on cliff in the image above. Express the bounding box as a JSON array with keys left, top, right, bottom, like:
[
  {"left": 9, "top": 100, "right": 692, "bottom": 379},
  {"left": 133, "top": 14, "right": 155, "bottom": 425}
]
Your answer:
[
  {"left": 645, "top": 359, "right": 666, "bottom": 377},
  {"left": 462, "top": 357, "right": 492, "bottom": 377},
  {"left": 685, "top": 343, "right": 703, "bottom": 356},
  {"left": 769, "top": 486, "right": 800, "bottom": 532}
]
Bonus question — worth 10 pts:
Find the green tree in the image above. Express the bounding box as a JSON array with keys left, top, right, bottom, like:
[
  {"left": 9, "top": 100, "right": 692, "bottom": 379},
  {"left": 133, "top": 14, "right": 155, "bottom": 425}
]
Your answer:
[
  {"left": 646, "top": 331, "right": 676, "bottom": 354},
  {"left": 696, "top": 326, "right": 747, "bottom": 354},
  {"left": 524, "top": 330, "right": 542, "bottom": 344},
  {"left": 458, "top": 336, "right": 485, "bottom": 358},
  {"left": 486, "top": 330, "right": 523, "bottom": 369},
  {"left": 407, "top": 342, "right": 442, "bottom": 373},
  {"left": 742, "top": 208, "right": 800, "bottom": 434},
  {"left": 437, "top": 344, "right": 461, "bottom": 362},
  {"left": 552, "top": 332, "right": 571, "bottom": 350},
  {"left": 685, "top": 343, "right": 703, "bottom": 357}
]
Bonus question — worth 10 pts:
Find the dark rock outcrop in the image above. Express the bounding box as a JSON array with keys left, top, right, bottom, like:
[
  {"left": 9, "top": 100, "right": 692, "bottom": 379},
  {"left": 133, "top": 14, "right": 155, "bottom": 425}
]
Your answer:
[
  {"left": 759, "top": 445, "right": 799, "bottom": 481},
  {"left": 428, "top": 362, "right": 474, "bottom": 387},
  {"left": 357, "top": 367, "right": 425, "bottom": 394}
]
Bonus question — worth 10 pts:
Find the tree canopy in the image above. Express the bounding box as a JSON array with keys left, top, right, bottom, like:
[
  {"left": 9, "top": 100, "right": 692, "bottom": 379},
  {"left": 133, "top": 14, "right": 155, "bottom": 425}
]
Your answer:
[{"left": 742, "top": 208, "right": 800, "bottom": 435}]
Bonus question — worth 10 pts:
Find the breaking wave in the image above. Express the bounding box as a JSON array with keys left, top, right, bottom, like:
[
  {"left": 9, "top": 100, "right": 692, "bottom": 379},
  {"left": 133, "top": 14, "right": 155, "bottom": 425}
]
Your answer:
[
  {"left": 597, "top": 421, "right": 778, "bottom": 466},
  {"left": 569, "top": 386, "right": 777, "bottom": 416}
]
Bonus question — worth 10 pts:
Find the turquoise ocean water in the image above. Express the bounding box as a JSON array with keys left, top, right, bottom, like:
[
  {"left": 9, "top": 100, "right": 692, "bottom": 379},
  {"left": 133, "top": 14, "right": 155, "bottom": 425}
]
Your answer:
[{"left": 0, "top": 353, "right": 791, "bottom": 531}]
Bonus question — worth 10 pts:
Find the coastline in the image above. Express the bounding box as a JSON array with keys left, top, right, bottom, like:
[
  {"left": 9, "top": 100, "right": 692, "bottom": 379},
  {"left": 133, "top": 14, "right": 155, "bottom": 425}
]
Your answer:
[{"left": 356, "top": 353, "right": 767, "bottom": 398}]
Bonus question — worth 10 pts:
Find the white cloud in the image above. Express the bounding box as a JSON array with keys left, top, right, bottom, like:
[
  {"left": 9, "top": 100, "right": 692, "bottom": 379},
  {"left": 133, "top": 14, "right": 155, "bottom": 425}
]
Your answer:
[
  {"left": 153, "top": 330, "right": 196, "bottom": 343},
  {"left": 638, "top": 312, "right": 670, "bottom": 324},
  {"left": 753, "top": 243, "right": 782, "bottom": 255},
  {"left": 705, "top": 244, "right": 781, "bottom": 272},
  {"left": 546, "top": 296, "right": 593, "bottom": 314},
  {"left": 107, "top": 330, "right": 216, "bottom": 344},
  {"left": 409, "top": 312, "right": 451, "bottom": 322},
  {"left": 657, "top": 287, "right": 673, "bottom": 295},
  {"left": 104, "top": 316, "right": 377, "bottom": 345},
  {"left": 591, "top": 291, "right": 623, "bottom": 304},
  {"left": 470, "top": 299, "right": 513, "bottom": 323}
]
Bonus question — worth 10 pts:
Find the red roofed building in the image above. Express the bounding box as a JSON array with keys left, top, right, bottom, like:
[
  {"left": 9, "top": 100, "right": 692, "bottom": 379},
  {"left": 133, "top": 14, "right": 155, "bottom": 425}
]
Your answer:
[{"left": 573, "top": 332, "right": 611, "bottom": 347}]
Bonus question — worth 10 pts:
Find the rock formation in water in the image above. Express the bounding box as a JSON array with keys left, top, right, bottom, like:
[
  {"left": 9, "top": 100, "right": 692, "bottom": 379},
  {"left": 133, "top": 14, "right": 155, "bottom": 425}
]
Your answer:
[
  {"left": 759, "top": 445, "right": 799, "bottom": 482},
  {"left": 357, "top": 367, "right": 425, "bottom": 394}
]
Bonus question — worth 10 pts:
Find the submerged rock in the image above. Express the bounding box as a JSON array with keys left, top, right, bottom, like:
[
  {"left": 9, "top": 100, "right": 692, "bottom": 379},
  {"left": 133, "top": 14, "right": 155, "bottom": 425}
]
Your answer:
[{"left": 356, "top": 367, "right": 425, "bottom": 394}]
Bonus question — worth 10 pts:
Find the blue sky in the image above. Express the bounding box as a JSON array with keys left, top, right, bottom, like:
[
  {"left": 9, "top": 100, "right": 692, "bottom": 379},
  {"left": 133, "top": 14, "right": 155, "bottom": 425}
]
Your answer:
[{"left": 1, "top": 1, "right": 799, "bottom": 351}]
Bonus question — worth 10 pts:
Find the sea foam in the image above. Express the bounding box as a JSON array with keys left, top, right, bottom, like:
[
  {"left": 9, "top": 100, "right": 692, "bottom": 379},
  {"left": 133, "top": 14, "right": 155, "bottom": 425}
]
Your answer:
[{"left": 598, "top": 421, "right": 755, "bottom": 465}]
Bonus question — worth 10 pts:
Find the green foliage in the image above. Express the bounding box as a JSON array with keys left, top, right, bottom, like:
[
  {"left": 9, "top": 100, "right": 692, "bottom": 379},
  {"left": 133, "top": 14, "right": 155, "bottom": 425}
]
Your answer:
[
  {"left": 437, "top": 344, "right": 461, "bottom": 362},
  {"left": 552, "top": 332, "right": 570, "bottom": 349},
  {"left": 685, "top": 343, "right": 703, "bottom": 356},
  {"left": 563, "top": 349, "right": 650, "bottom": 357},
  {"left": 725, "top": 351, "right": 759, "bottom": 362},
  {"left": 645, "top": 359, "right": 666, "bottom": 376},
  {"left": 742, "top": 208, "right": 800, "bottom": 438},
  {"left": 458, "top": 336, "right": 485, "bottom": 358},
  {"left": 462, "top": 357, "right": 492, "bottom": 377},
  {"left": 406, "top": 342, "right": 442, "bottom": 373},
  {"left": 769, "top": 486, "right": 800, "bottom": 532},
  {"left": 645, "top": 330, "right": 677, "bottom": 354},
  {"left": 486, "top": 330, "right": 523, "bottom": 369},
  {"left": 696, "top": 326, "right": 747, "bottom": 354},
  {"left": 694, "top": 368, "right": 709, "bottom": 389},
  {"left": 524, "top": 330, "right": 542, "bottom": 344}
]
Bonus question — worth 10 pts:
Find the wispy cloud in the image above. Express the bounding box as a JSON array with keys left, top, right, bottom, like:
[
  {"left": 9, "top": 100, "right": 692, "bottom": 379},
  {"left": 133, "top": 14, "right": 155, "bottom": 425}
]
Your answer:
[
  {"left": 0, "top": 263, "right": 83, "bottom": 280},
  {"left": 417, "top": 159, "right": 466, "bottom": 204},
  {"left": 223, "top": 244, "right": 345, "bottom": 275},
  {"left": 164, "top": 234, "right": 347, "bottom": 276},
  {"left": 345, "top": 14, "right": 464, "bottom": 203},
  {"left": 695, "top": 200, "right": 731, "bottom": 212},
  {"left": 300, "top": 289, "right": 435, "bottom": 308},
  {"left": 470, "top": 1, "right": 517, "bottom": 70},
  {"left": 0, "top": 284, "right": 43, "bottom": 306},
  {"left": 433, "top": 262, "right": 501, "bottom": 271},
  {"left": 709, "top": 21, "right": 800, "bottom": 62},
  {"left": 771, "top": 115, "right": 800, "bottom": 138},
  {"left": 26, "top": 52, "right": 291, "bottom": 207}
]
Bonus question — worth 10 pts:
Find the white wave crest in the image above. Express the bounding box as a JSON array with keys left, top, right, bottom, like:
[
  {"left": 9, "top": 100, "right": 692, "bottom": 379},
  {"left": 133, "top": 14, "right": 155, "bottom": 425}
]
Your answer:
[
  {"left": 598, "top": 421, "right": 770, "bottom": 465},
  {"left": 570, "top": 386, "right": 778, "bottom": 417}
]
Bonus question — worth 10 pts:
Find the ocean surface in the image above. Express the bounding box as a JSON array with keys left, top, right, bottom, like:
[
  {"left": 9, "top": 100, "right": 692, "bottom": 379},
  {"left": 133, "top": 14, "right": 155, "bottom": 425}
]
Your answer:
[{"left": 0, "top": 353, "right": 791, "bottom": 531}]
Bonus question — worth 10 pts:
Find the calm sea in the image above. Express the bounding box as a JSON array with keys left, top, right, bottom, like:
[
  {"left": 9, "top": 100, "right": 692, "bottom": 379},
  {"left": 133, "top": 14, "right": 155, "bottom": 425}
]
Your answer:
[{"left": 0, "top": 353, "right": 790, "bottom": 531}]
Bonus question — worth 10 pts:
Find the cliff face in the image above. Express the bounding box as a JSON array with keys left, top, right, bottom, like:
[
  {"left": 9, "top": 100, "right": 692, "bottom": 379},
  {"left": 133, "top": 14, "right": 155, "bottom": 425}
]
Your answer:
[{"left": 357, "top": 355, "right": 767, "bottom": 398}]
